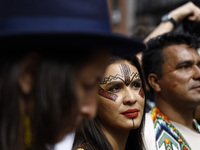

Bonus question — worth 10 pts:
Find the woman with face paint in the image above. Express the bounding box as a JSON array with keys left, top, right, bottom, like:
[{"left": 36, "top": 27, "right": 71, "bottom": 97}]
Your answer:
[{"left": 73, "top": 56, "right": 146, "bottom": 150}]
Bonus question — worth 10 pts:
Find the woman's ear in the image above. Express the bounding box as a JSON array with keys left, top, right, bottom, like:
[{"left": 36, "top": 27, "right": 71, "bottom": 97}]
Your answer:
[
  {"left": 18, "top": 52, "right": 40, "bottom": 95},
  {"left": 148, "top": 73, "right": 161, "bottom": 92}
]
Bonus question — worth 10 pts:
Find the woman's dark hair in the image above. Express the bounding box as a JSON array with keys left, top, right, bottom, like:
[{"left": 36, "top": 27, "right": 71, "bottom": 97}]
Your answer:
[
  {"left": 0, "top": 58, "right": 23, "bottom": 150},
  {"left": 142, "top": 32, "right": 199, "bottom": 94},
  {"left": 73, "top": 55, "right": 146, "bottom": 150}
]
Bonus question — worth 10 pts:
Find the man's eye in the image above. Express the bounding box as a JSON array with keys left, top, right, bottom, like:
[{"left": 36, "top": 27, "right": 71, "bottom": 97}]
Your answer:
[
  {"left": 178, "top": 63, "right": 193, "bottom": 70},
  {"left": 108, "top": 85, "right": 121, "bottom": 92},
  {"left": 179, "top": 65, "right": 190, "bottom": 69}
]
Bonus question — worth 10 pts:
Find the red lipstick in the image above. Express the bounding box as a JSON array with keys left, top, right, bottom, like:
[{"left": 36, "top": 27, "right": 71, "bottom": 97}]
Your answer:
[{"left": 121, "top": 109, "right": 139, "bottom": 118}]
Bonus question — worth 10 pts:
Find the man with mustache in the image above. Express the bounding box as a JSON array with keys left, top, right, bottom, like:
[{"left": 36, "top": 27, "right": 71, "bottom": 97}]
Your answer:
[{"left": 142, "top": 32, "right": 200, "bottom": 150}]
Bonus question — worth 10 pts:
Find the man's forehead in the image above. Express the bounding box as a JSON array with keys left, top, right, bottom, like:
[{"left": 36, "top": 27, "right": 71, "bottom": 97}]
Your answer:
[{"left": 163, "top": 44, "right": 200, "bottom": 62}]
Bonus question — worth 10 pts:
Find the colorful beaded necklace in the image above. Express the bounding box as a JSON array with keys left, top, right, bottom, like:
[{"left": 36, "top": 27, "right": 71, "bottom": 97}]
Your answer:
[{"left": 151, "top": 107, "right": 200, "bottom": 150}]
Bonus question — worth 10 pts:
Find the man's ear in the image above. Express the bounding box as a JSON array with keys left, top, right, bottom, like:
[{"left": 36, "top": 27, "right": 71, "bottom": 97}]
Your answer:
[
  {"left": 18, "top": 71, "right": 34, "bottom": 95},
  {"left": 148, "top": 73, "right": 161, "bottom": 92},
  {"left": 18, "top": 52, "right": 40, "bottom": 95}
]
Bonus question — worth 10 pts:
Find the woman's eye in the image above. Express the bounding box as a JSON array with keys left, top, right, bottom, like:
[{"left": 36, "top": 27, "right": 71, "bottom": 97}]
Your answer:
[
  {"left": 108, "top": 85, "right": 121, "bottom": 92},
  {"left": 132, "top": 82, "right": 141, "bottom": 89}
]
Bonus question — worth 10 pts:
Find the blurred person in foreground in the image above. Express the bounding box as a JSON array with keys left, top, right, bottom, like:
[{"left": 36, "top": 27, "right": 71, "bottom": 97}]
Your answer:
[
  {"left": 142, "top": 32, "right": 200, "bottom": 150},
  {"left": 0, "top": 0, "right": 146, "bottom": 150},
  {"left": 73, "top": 55, "right": 146, "bottom": 150}
]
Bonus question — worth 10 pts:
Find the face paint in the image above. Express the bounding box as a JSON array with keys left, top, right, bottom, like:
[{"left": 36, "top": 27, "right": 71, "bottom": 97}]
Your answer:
[
  {"left": 98, "top": 86, "right": 118, "bottom": 101},
  {"left": 99, "top": 63, "right": 140, "bottom": 101},
  {"left": 172, "top": 83, "right": 178, "bottom": 88},
  {"left": 119, "top": 63, "right": 140, "bottom": 86},
  {"left": 100, "top": 63, "right": 140, "bottom": 86},
  {"left": 120, "top": 63, "right": 131, "bottom": 86},
  {"left": 138, "top": 87, "right": 144, "bottom": 98}
]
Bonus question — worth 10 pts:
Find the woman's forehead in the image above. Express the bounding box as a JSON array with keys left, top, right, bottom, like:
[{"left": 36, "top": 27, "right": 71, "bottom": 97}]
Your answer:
[
  {"left": 100, "top": 61, "right": 140, "bottom": 86},
  {"left": 104, "top": 61, "right": 138, "bottom": 76}
]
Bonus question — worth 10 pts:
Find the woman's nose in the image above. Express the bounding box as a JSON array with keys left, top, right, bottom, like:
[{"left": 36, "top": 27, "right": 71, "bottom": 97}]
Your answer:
[{"left": 123, "top": 88, "right": 137, "bottom": 105}]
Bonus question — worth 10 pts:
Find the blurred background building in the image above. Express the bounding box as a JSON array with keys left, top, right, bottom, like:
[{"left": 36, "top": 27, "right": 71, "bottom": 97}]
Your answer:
[
  {"left": 107, "top": 0, "right": 136, "bottom": 36},
  {"left": 107, "top": 0, "right": 200, "bottom": 40}
]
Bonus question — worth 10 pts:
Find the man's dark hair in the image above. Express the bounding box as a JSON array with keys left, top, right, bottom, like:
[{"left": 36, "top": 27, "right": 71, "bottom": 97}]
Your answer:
[{"left": 142, "top": 32, "right": 199, "bottom": 94}]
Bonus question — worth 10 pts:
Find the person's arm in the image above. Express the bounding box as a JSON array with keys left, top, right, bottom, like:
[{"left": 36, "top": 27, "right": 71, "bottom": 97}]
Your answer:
[
  {"left": 137, "top": 2, "right": 200, "bottom": 60},
  {"left": 144, "top": 1, "right": 200, "bottom": 43}
]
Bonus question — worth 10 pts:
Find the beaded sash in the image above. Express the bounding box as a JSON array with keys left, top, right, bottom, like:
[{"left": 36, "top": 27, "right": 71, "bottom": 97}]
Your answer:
[{"left": 151, "top": 107, "right": 200, "bottom": 150}]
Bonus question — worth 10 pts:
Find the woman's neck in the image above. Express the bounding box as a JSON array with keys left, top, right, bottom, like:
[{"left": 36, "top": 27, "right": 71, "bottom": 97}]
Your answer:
[{"left": 99, "top": 123, "right": 129, "bottom": 150}]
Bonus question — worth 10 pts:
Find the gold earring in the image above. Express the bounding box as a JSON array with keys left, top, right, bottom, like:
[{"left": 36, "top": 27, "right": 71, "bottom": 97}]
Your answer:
[{"left": 24, "top": 113, "right": 32, "bottom": 150}]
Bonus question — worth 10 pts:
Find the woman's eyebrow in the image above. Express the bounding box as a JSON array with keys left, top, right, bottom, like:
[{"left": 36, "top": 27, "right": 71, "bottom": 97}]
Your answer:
[
  {"left": 100, "top": 71, "right": 140, "bottom": 85},
  {"left": 105, "top": 81, "right": 124, "bottom": 87},
  {"left": 105, "top": 78, "right": 141, "bottom": 87}
]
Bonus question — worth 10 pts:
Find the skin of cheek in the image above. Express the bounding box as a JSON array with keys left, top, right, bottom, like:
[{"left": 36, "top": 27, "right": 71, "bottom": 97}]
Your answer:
[
  {"left": 166, "top": 69, "right": 191, "bottom": 89},
  {"left": 97, "top": 97, "right": 126, "bottom": 130},
  {"left": 98, "top": 86, "right": 118, "bottom": 101},
  {"left": 167, "top": 69, "right": 177, "bottom": 73},
  {"left": 133, "top": 92, "right": 145, "bottom": 129},
  {"left": 165, "top": 69, "right": 180, "bottom": 89},
  {"left": 162, "top": 69, "right": 195, "bottom": 102}
]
